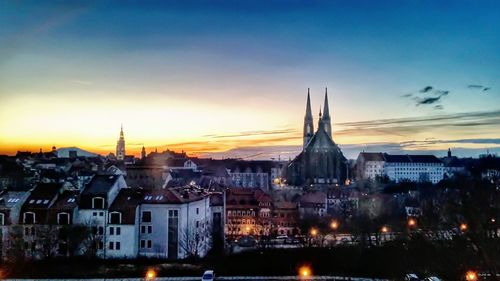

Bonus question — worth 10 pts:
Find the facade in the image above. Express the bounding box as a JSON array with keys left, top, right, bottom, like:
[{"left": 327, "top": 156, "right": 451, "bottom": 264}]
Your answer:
[
  {"left": 125, "top": 165, "right": 168, "bottom": 189},
  {"left": 225, "top": 188, "right": 272, "bottom": 237},
  {"left": 0, "top": 191, "right": 30, "bottom": 259},
  {"left": 273, "top": 201, "right": 299, "bottom": 236},
  {"left": 137, "top": 188, "right": 211, "bottom": 259},
  {"left": 356, "top": 152, "right": 444, "bottom": 184},
  {"left": 76, "top": 174, "right": 127, "bottom": 258},
  {"left": 287, "top": 89, "right": 348, "bottom": 186},
  {"left": 298, "top": 191, "right": 327, "bottom": 218},
  {"left": 116, "top": 125, "right": 126, "bottom": 161},
  {"left": 228, "top": 161, "right": 272, "bottom": 191}
]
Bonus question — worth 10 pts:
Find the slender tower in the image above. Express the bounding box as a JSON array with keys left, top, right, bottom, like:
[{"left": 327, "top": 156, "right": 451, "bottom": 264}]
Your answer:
[
  {"left": 303, "top": 88, "right": 314, "bottom": 149},
  {"left": 116, "top": 125, "right": 126, "bottom": 161},
  {"left": 141, "top": 145, "right": 147, "bottom": 160},
  {"left": 321, "top": 87, "right": 332, "bottom": 139}
]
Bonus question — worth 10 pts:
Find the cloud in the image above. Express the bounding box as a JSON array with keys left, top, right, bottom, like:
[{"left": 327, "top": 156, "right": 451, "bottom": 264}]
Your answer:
[
  {"left": 202, "top": 128, "right": 298, "bottom": 139},
  {"left": 419, "top": 86, "right": 433, "bottom": 93},
  {"left": 402, "top": 86, "right": 450, "bottom": 109},
  {"left": 483, "top": 87, "right": 491, "bottom": 92},
  {"left": 468, "top": 84, "right": 484, "bottom": 89}
]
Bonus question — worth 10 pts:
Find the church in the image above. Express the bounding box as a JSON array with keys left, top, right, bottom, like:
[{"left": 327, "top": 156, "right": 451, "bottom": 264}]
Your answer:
[{"left": 286, "top": 88, "right": 348, "bottom": 186}]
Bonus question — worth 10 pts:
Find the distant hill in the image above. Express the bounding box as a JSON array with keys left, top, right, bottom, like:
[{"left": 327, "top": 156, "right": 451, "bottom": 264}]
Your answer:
[{"left": 56, "top": 147, "right": 99, "bottom": 158}]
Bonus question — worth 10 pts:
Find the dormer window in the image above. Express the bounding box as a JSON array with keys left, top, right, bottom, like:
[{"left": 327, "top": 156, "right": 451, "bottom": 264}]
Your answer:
[
  {"left": 92, "top": 197, "right": 105, "bottom": 209},
  {"left": 109, "top": 212, "right": 122, "bottom": 224},
  {"left": 0, "top": 213, "right": 5, "bottom": 225},
  {"left": 24, "top": 212, "right": 36, "bottom": 224},
  {"left": 57, "top": 212, "right": 70, "bottom": 225}
]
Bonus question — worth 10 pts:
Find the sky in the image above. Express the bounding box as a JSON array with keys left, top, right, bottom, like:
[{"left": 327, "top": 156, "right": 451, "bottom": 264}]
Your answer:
[{"left": 0, "top": 0, "right": 499, "bottom": 159}]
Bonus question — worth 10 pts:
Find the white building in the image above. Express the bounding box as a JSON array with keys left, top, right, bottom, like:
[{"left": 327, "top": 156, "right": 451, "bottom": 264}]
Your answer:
[
  {"left": 137, "top": 187, "right": 211, "bottom": 259},
  {"left": 76, "top": 174, "right": 127, "bottom": 258},
  {"left": 356, "top": 153, "right": 444, "bottom": 184}
]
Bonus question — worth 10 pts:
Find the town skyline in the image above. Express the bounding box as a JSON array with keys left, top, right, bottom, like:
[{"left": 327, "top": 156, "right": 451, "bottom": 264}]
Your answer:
[{"left": 1, "top": 1, "right": 499, "bottom": 158}]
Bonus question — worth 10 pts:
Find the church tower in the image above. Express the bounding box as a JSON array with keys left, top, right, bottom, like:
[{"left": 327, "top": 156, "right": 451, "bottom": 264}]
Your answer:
[
  {"left": 116, "top": 125, "right": 126, "bottom": 161},
  {"left": 321, "top": 88, "right": 332, "bottom": 139},
  {"left": 303, "top": 88, "right": 314, "bottom": 149},
  {"left": 141, "top": 145, "right": 147, "bottom": 159}
]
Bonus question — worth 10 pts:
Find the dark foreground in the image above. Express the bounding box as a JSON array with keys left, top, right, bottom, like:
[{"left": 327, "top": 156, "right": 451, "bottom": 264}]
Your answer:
[{"left": 1, "top": 237, "right": 499, "bottom": 280}]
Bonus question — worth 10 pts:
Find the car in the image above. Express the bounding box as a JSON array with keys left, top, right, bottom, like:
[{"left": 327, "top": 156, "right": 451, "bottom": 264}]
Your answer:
[
  {"left": 202, "top": 270, "right": 214, "bottom": 281},
  {"left": 425, "top": 277, "right": 441, "bottom": 281},
  {"left": 404, "top": 273, "right": 420, "bottom": 281}
]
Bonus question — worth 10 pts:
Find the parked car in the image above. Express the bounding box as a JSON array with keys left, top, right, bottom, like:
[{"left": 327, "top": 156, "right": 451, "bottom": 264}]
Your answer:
[
  {"left": 404, "top": 273, "right": 420, "bottom": 281},
  {"left": 202, "top": 270, "right": 214, "bottom": 281},
  {"left": 425, "top": 277, "right": 441, "bottom": 281}
]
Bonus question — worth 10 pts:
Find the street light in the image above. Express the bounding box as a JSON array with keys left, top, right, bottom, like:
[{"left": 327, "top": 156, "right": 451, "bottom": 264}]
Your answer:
[
  {"left": 460, "top": 223, "right": 468, "bottom": 232},
  {"left": 408, "top": 218, "right": 417, "bottom": 228},
  {"left": 381, "top": 226, "right": 389, "bottom": 233},
  {"left": 310, "top": 228, "right": 318, "bottom": 237},
  {"left": 146, "top": 269, "right": 156, "bottom": 280},
  {"left": 465, "top": 270, "right": 478, "bottom": 281},
  {"left": 330, "top": 220, "right": 339, "bottom": 230},
  {"left": 298, "top": 265, "right": 312, "bottom": 279}
]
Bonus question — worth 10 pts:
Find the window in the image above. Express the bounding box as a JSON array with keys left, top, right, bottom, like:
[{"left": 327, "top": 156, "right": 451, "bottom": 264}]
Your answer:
[
  {"left": 110, "top": 212, "right": 121, "bottom": 224},
  {"left": 97, "top": 241, "right": 103, "bottom": 250},
  {"left": 99, "top": 212, "right": 104, "bottom": 217},
  {"left": 116, "top": 242, "right": 121, "bottom": 250},
  {"left": 92, "top": 197, "right": 105, "bottom": 209},
  {"left": 93, "top": 212, "right": 97, "bottom": 216},
  {"left": 141, "top": 211, "right": 152, "bottom": 223},
  {"left": 0, "top": 213, "right": 4, "bottom": 225},
  {"left": 147, "top": 225, "right": 152, "bottom": 233},
  {"left": 196, "top": 208, "right": 199, "bottom": 215},
  {"left": 98, "top": 226, "right": 104, "bottom": 235},
  {"left": 147, "top": 240, "right": 152, "bottom": 248},
  {"left": 116, "top": 227, "right": 121, "bottom": 235},
  {"left": 141, "top": 225, "right": 146, "bottom": 234},
  {"left": 109, "top": 242, "right": 114, "bottom": 250},
  {"left": 57, "top": 213, "right": 70, "bottom": 225},
  {"left": 140, "top": 240, "right": 146, "bottom": 248},
  {"left": 24, "top": 212, "right": 35, "bottom": 224},
  {"left": 110, "top": 227, "right": 114, "bottom": 235}
]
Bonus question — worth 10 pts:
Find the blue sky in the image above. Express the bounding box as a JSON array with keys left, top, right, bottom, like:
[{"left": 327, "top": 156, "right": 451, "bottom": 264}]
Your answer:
[{"left": 0, "top": 1, "right": 499, "bottom": 158}]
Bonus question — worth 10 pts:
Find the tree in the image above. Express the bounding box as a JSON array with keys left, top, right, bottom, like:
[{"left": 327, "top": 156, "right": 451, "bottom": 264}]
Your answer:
[
  {"left": 179, "top": 221, "right": 212, "bottom": 259},
  {"left": 36, "top": 225, "right": 59, "bottom": 259}
]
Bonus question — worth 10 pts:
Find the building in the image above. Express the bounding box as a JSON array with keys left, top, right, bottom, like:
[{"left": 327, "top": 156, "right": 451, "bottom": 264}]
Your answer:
[
  {"left": 0, "top": 191, "right": 29, "bottom": 259},
  {"left": 137, "top": 187, "right": 211, "bottom": 259},
  {"left": 225, "top": 188, "right": 272, "bottom": 237},
  {"left": 125, "top": 165, "right": 168, "bottom": 189},
  {"left": 273, "top": 201, "right": 299, "bottom": 236},
  {"left": 228, "top": 161, "right": 273, "bottom": 191},
  {"left": 287, "top": 88, "right": 348, "bottom": 186},
  {"left": 298, "top": 191, "right": 327, "bottom": 218},
  {"left": 356, "top": 152, "right": 444, "bottom": 184},
  {"left": 106, "top": 188, "right": 142, "bottom": 259},
  {"left": 116, "top": 125, "right": 126, "bottom": 161},
  {"left": 76, "top": 174, "right": 127, "bottom": 258}
]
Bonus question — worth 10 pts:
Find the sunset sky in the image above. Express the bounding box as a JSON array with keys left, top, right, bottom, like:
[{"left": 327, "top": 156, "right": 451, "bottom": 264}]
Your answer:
[{"left": 1, "top": 1, "right": 499, "bottom": 159}]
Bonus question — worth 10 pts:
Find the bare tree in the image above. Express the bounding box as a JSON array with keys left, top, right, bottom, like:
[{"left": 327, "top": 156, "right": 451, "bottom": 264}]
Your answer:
[
  {"left": 179, "top": 221, "right": 212, "bottom": 259},
  {"left": 36, "top": 225, "right": 60, "bottom": 259}
]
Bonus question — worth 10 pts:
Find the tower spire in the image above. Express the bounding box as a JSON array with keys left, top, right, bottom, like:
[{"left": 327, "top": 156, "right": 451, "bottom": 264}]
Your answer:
[
  {"left": 321, "top": 87, "right": 332, "bottom": 139},
  {"left": 116, "top": 124, "right": 126, "bottom": 161},
  {"left": 303, "top": 88, "right": 314, "bottom": 149}
]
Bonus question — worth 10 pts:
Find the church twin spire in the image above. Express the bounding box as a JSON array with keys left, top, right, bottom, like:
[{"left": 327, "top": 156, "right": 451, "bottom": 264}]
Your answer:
[{"left": 303, "top": 88, "right": 333, "bottom": 149}]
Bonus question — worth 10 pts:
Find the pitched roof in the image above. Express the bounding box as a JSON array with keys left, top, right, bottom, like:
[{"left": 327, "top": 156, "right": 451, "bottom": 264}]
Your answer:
[
  {"left": 81, "top": 174, "right": 120, "bottom": 195},
  {"left": 359, "top": 152, "right": 385, "bottom": 161},
  {"left": 300, "top": 192, "right": 327, "bottom": 204},
  {"left": 140, "top": 187, "right": 207, "bottom": 204},
  {"left": 109, "top": 188, "right": 142, "bottom": 224}
]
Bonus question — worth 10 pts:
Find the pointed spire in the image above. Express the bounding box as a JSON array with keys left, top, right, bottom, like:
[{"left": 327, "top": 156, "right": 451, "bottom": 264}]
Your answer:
[
  {"left": 319, "top": 106, "right": 322, "bottom": 118},
  {"left": 305, "top": 88, "right": 313, "bottom": 120},
  {"left": 323, "top": 87, "right": 330, "bottom": 120}
]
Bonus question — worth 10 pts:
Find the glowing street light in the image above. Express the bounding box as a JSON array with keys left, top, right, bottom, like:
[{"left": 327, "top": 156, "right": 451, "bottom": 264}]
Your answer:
[
  {"left": 330, "top": 220, "right": 339, "bottom": 230},
  {"left": 460, "top": 223, "right": 468, "bottom": 232},
  {"left": 381, "top": 226, "right": 389, "bottom": 233},
  {"left": 408, "top": 218, "right": 417, "bottom": 227},
  {"left": 146, "top": 269, "right": 156, "bottom": 280},
  {"left": 310, "top": 228, "right": 318, "bottom": 237},
  {"left": 465, "top": 270, "right": 478, "bottom": 281},
  {"left": 298, "top": 265, "right": 312, "bottom": 278}
]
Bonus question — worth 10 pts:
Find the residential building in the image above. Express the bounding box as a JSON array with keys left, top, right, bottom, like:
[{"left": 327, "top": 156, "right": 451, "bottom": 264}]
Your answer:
[
  {"left": 137, "top": 187, "right": 211, "bottom": 259},
  {"left": 298, "top": 191, "right": 327, "bottom": 218}
]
